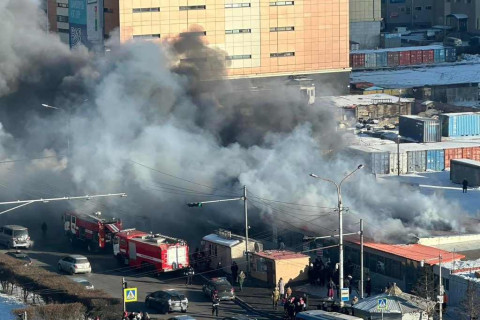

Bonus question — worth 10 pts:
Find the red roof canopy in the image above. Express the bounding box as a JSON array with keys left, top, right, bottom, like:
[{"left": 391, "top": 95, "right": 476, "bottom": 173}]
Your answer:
[{"left": 353, "top": 242, "right": 465, "bottom": 264}]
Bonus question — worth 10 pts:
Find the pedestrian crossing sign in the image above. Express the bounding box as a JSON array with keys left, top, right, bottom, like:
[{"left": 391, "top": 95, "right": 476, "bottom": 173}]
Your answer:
[
  {"left": 124, "top": 288, "right": 138, "bottom": 302},
  {"left": 378, "top": 298, "right": 388, "bottom": 310}
]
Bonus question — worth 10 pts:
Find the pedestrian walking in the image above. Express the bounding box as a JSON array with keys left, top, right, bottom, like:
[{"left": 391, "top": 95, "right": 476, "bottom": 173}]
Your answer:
[
  {"left": 142, "top": 312, "right": 150, "bottom": 320},
  {"left": 287, "top": 297, "right": 296, "bottom": 320},
  {"left": 185, "top": 266, "right": 195, "bottom": 285},
  {"left": 463, "top": 179, "right": 468, "bottom": 193},
  {"left": 365, "top": 277, "right": 372, "bottom": 297},
  {"left": 122, "top": 311, "right": 129, "bottom": 320},
  {"left": 212, "top": 292, "right": 220, "bottom": 317},
  {"left": 278, "top": 277, "right": 285, "bottom": 296},
  {"left": 285, "top": 287, "right": 293, "bottom": 300},
  {"left": 346, "top": 275, "right": 353, "bottom": 294},
  {"left": 272, "top": 286, "right": 280, "bottom": 310},
  {"left": 303, "top": 293, "right": 308, "bottom": 310},
  {"left": 327, "top": 278, "right": 335, "bottom": 300},
  {"left": 352, "top": 296, "right": 358, "bottom": 316},
  {"left": 128, "top": 312, "right": 136, "bottom": 320},
  {"left": 135, "top": 312, "right": 142, "bottom": 320},
  {"left": 237, "top": 270, "right": 246, "bottom": 291},
  {"left": 231, "top": 261, "right": 239, "bottom": 284}
]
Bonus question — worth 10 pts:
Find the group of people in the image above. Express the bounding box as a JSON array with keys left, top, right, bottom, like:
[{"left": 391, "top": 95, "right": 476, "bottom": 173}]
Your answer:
[
  {"left": 307, "top": 258, "right": 336, "bottom": 287},
  {"left": 121, "top": 311, "right": 150, "bottom": 320},
  {"left": 230, "top": 262, "right": 246, "bottom": 291},
  {"left": 271, "top": 278, "right": 308, "bottom": 319}
]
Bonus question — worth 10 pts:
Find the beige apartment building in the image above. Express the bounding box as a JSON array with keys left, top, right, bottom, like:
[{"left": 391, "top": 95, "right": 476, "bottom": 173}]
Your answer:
[{"left": 350, "top": 0, "right": 380, "bottom": 49}]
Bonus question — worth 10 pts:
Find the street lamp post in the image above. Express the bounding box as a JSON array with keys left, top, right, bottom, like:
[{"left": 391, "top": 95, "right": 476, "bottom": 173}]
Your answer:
[
  {"left": 310, "top": 164, "right": 363, "bottom": 308},
  {"left": 42, "top": 103, "right": 71, "bottom": 156}
]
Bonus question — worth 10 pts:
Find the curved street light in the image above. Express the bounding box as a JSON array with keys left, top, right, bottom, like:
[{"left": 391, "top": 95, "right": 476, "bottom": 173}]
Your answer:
[{"left": 309, "top": 164, "right": 363, "bottom": 307}]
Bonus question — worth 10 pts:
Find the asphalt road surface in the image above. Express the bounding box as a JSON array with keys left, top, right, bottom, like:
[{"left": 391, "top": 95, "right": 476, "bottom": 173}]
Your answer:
[{"left": 3, "top": 237, "right": 266, "bottom": 320}]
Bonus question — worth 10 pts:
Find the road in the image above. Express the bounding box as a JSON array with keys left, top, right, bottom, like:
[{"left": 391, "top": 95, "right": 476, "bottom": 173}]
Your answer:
[{"left": 4, "top": 237, "right": 266, "bottom": 320}]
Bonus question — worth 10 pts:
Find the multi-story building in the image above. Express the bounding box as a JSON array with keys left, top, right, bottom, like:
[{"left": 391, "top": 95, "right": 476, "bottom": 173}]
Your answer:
[
  {"left": 46, "top": 0, "right": 351, "bottom": 93},
  {"left": 382, "top": 0, "right": 434, "bottom": 31},
  {"left": 436, "top": 0, "right": 480, "bottom": 34},
  {"left": 47, "top": 0, "right": 70, "bottom": 44},
  {"left": 350, "top": 0, "right": 381, "bottom": 49}
]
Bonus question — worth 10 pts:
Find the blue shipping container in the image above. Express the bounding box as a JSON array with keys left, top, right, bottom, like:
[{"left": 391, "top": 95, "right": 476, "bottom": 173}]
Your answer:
[
  {"left": 399, "top": 115, "right": 442, "bottom": 142},
  {"left": 434, "top": 49, "right": 445, "bottom": 63},
  {"left": 441, "top": 113, "right": 480, "bottom": 137},
  {"left": 376, "top": 52, "right": 388, "bottom": 68},
  {"left": 445, "top": 48, "right": 456, "bottom": 62},
  {"left": 365, "top": 53, "right": 377, "bottom": 68},
  {"left": 426, "top": 150, "right": 445, "bottom": 171}
]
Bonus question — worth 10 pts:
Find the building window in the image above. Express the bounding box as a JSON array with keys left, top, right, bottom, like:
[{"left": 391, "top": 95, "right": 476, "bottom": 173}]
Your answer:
[
  {"left": 425, "top": 5, "right": 432, "bottom": 10},
  {"left": 270, "top": 52, "right": 295, "bottom": 57},
  {"left": 269, "top": 1, "right": 294, "bottom": 6},
  {"left": 225, "top": 3, "right": 251, "bottom": 8},
  {"left": 270, "top": 26, "right": 295, "bottom": 32},
  {"left": 104, "top": 8, "right": 114, "bottom": 13},
  {"left": 57, "top": 3, "right": 68, "bottom": 8},
  {"left": 180, "top": 31, "right": 207, "bottom": 36},
  {"left": 225, "top": 29, "right": 251, "bottom": 34},
  {"left": 414, "top": 6, "right": 422, "bottom": 11},
  {"left": 58, "top": 28, "right": 69, "bottom": 33},
  {"left": 56, "top": 15, "right": 69, "bottom": 23},
  {"left": 132, "top": 7, "right": 160, "bottom": 13},
  {"left": 226, "top": 54, "right": 252, "bottom": 60},
  {"left": 133, "top": 34, "right": 161, "bottom": 39},
  {"left": 179, "top": 5, "right": 206, "bottom": 10}
]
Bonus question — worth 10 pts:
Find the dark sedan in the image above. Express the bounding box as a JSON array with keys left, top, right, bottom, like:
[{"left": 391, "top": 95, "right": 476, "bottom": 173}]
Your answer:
[
  {"left": 145, "top": 290, "right": 188, "bottom": 314},
  {"left": 6, "top": 251, "right": 32, "bottom": 266},
  {"left": 202, "top": 277, "right": 235, "bottom": 301}
]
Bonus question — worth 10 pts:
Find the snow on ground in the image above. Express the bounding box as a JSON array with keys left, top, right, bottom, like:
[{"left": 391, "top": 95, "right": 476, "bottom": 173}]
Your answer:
[
  {"left": 0, "top": 294, "right": 24, "bottom": 320},
  {"left": 379, "top": 171, "right": 480, "bottom": 216},
  {"left": 351, "top": 63, "right": 480, "bottom": 88}
]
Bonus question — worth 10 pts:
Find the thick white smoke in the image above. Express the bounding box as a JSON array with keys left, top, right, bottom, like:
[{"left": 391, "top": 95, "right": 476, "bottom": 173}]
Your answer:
[{"left": 0, "top": 0, "right": 477, "bottom": 244}]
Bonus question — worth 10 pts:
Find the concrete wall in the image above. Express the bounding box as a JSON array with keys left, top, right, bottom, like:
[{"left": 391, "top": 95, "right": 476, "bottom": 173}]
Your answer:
[
  {"left": 275, "top": 257, "right": 309, "bottom": 285},
  {"left": 418, "top": 234, "right": 480, "bottom": 247},
  {"left": 350, "top": 0, "right": 381, "bottom": 22},
  {"left": 350, "top": 21, "right": 381, "bottom": 49},
  {"left": 382, "top": 0, "right": 435, "bottom": 30},
  {"left": 447, "top": 273, "right": 480, "bottom": 306}
]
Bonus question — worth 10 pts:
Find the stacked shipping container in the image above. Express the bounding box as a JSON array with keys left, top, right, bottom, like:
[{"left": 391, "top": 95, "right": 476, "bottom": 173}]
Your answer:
[
  {"left": 441, "top": 112, "right": 480, "bottom": 137},
  {"left": 348, "top": 142, "right": 480, "bottom": 174},
  {"left": 399, "top": 116, "right": 442, "bottom": 143},
  {"left": 450, "top": 159, "right": 480, "bottom": 186},
  {"left": 350, "top": 46, "right": 457, "bottom": 70}
]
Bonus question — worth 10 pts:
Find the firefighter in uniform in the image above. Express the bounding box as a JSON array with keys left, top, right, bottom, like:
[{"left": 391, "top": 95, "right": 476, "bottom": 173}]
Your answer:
[
  {"left": 212, "top": 292, "right": 220, "bottom": 317},
  {"left": 185, "top": 266, "right": 195, "bottom": 286}
]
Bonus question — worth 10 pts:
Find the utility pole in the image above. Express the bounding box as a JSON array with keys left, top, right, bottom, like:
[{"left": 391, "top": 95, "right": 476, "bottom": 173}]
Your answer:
[
  {"left": 187, "top": 186, "right": 250, "bottom": 273},
  {"left": 243, "top": 186, "right": 250, "bottom": 273},
  {"left": 397, "top": 91, "right": 402, "bottom": 176},
  {"left": 310, "top": 165, "right": 364, "bottom": 308},
  {"left": 439, "top": 254, "right": 443, "bottom": 320},
  {"left": 122, "top": 277, "right": 127, "bottom": 313},
  {"left": 360, "top": 219, "right": 364, "bottom": 299}
]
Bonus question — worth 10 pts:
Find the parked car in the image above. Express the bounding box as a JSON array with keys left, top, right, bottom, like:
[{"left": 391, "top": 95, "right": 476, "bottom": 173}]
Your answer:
[
  {"left": 0, "top": 225, "right": 31, "bottom": 249},
  {"left": 444, "top": 37, "right": 462, "bottom": 47},
  {"left": 145, "top": 290, "right": 188, "bottom": 314},
  {"left": 5, "top": 251, "right": 32, "bottom": 266},
  {"left": 57, "top": 255, "right": 91, "bottom": 274},
  {"left": 202, "top": 277, "right": 235, "bottom": 301},
  {"left": 71, "top": 277, "right": 94, "bottom": 290}
]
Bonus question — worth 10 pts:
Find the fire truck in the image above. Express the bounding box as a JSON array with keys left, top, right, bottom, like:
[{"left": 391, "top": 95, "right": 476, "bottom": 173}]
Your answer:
[
  {"left": 63, "top": 211, "right": 123, "bottom": 252},
  {"left": 113, "top": 229, "right": 189, "bottom": 273}
]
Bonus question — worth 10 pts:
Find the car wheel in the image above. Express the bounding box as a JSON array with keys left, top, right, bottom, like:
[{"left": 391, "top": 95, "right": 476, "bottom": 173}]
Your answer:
[
  {"left": 181, "top": 308, "right": 187, "bottom": 313},
  {"left": 161, "top": 304, "right": 169, "bottom": 314},
  {"left": 70, "top": 268, "right": 75, "bottom": 275}
]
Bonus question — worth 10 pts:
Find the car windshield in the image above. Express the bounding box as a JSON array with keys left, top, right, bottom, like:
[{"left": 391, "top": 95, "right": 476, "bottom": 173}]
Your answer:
[
  {"left": 13, "top": 230, "right": 28, "bottom": 237},
  {"left": 75, "top": 258, "right": 89, "bottom": 264}
]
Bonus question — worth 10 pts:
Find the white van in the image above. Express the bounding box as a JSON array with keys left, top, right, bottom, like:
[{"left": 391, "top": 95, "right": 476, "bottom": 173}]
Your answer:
[
  {"left": 296, "top": 310, "right": 362, "bottom": 320},
  {"left": 0, "top": 225, "right": 31, "bottom": 249}
]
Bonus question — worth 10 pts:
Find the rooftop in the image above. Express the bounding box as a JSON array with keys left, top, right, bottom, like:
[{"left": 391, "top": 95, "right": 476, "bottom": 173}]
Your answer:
[
  {"left": 349, "top": 241, "right": 465, "bottom": 264},
  {"left": 254, "top": 250, "right": 309, "bottom": 260},
  {"left": 351, "top": 63, "right": 480, "bottom": 88},
  {"left": 451, "top": 159, "right": 480, "bottom": 167},
  {"left": 202, "top": 234, "right": 241, "bottom": 247},
  {"left": 317, "top": 94, "right": 412, "bottom": 108}
]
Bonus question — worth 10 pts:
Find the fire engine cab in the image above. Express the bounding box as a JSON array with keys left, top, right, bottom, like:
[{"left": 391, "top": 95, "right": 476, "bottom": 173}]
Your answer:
[
  {"left": 63, "top": 211, "right": 123, "bottom": 252},
  {"left": 113, "top": 229, "right": 189, "bottom": 273}
]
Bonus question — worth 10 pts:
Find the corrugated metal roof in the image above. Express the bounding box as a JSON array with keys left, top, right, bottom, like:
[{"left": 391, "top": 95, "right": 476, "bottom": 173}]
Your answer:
[
  {"left": 451, "top": 159, "right": 480, "bottom": 167},
  {"left": 351, "top": 242, "right": 465, "bottom": 264},
  {"left": 254, "top": 250, "right": 309, "bottom": 260},
  {"left": 202, "top": 234, "right": 241, "bottom": 247}
]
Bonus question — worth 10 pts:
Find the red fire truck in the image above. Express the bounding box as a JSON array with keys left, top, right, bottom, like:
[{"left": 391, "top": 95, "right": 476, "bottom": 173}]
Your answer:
[
  {"left": 113, "top": 229, "right": 189, "bottom": 273},
  {"left": 63, "top": 211, "right": 123, "bottom": 252}
]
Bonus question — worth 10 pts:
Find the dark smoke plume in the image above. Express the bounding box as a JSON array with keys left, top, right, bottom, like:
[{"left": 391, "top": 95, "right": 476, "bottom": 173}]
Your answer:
[{"left": 0, "top": 0, "right": 477, "bottom": 245}]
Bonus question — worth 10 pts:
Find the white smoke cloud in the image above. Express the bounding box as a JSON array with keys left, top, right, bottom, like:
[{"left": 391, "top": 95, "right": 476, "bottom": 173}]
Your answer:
[{"left": 0, "top": 0, "right": 476, "bottom": 244}]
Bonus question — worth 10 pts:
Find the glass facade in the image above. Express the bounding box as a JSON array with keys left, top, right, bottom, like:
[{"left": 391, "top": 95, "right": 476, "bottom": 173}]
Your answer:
[{"left": 117, "top": 0, "right": 349, "bottom": 77}]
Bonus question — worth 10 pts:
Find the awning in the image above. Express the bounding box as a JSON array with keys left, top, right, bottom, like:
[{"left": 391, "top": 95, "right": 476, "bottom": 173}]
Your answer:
[
  {"left": 447, "top": 13, "right": 468, "bottom": 19},
  {"left": 105, "top": 224, "right": 120, "bottom": 233}
]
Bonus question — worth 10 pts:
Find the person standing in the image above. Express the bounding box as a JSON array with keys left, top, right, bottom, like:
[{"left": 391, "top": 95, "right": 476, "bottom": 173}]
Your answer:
[
  {"left": 272, "top": 287, "right": 280, "bottom": 310},
  {"left": 212, "top": 292, "right": 220, "bottom": 317},
  {"left": 238, "top": 270, "right": 246, "bottom": 291},
  {"left": 463, "top": 179, "right": 468, "bottom": 193},
  {"left": 185, "top": 266, "right": 195, "bottom": 285},
  {"left": 365, "top": 277, "right": 372, "bottom": 297},
  {"left": 231, "top": 261, "right": 239, "bottom": 284},
  {"left": 327, "top": 278, "right": 335, "bottom": 300},
  {"left": 278, "top": 278, "right": 285, "bottom": 296}
]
